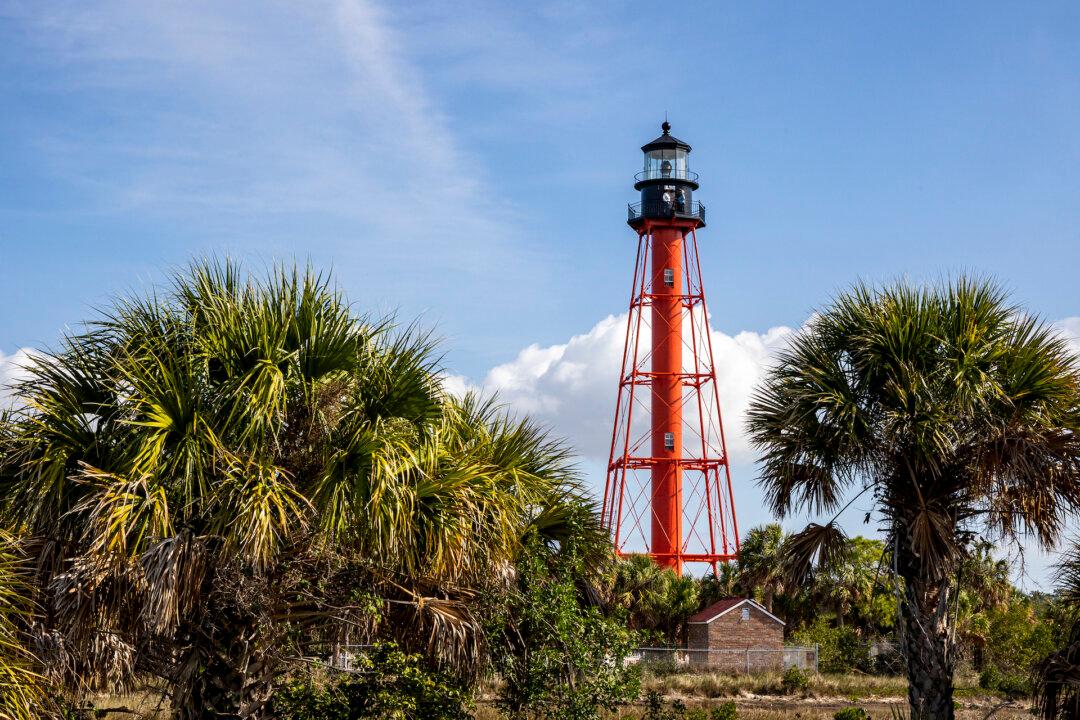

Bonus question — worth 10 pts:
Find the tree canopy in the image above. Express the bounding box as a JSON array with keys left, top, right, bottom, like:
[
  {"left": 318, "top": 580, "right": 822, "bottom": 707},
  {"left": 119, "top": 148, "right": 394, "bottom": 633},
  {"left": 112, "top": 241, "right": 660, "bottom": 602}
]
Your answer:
[
  {"left": 748, "top": 277, "right": 1080, "bottom": 719},
  {"left": 0, "top": 261, "right": 606, "bottom": 717}
]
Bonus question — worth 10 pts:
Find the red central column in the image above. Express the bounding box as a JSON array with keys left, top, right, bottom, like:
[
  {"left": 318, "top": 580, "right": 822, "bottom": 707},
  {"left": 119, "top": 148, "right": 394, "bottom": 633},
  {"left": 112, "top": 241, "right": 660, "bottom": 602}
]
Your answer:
[{"left": 650, "top": 224, "right": 684, "bottom": 574}]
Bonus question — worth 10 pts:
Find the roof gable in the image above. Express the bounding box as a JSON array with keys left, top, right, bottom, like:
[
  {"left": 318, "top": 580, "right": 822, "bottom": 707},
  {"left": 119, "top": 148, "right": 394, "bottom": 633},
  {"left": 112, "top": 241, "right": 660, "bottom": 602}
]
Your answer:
[{"left": 686, "top": 597, "right": 785, "bottom": 626}]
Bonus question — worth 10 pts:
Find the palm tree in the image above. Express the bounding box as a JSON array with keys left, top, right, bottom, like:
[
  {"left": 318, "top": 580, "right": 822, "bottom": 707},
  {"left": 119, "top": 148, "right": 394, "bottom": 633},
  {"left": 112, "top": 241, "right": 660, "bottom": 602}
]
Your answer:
[
  {"left": 960, "top": 540, "right": 1013, "bottom": 611},
  {"left": 747, "top": 278, "right": 1080, "bottom": 719},
  {"left": 0, "top": 260, "right": 596, "bottom": 717},
  {"left": 737, "top": 523, "right": 788, "bottom": 613},
  {"left": 1034, "top": 541, "right": 1080, "bottom": 719},
  {"left": 808, "top": 536, "right": 885, "bottom": 630},
  {"left": 0, "top": 529, "right": 50, "bottom": 720},
  {"left": 953, "top": 540, "right": 1014, "bottom": 669},
  {"left": 696, "top": 561, "right": 741, "bottom": 614},
  {"left": 608, "top": 555, "right": 699, "bottom": 644}
]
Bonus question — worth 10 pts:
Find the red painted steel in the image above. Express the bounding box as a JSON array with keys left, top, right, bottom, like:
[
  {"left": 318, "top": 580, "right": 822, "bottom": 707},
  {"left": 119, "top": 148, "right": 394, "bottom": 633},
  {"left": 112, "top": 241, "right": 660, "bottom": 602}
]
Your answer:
[
  {"left": 603, "top": 215, "right": 740, "bottom": 576},
  {"left": 649, "top": 225, "right": 683, "bottom": 569}
]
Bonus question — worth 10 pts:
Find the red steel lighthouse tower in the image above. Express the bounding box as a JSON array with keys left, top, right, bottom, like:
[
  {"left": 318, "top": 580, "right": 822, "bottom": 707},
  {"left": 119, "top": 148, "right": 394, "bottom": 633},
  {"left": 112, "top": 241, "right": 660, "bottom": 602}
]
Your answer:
[{"left": 601, "top": 122, "right": 740, "bottom": 576}]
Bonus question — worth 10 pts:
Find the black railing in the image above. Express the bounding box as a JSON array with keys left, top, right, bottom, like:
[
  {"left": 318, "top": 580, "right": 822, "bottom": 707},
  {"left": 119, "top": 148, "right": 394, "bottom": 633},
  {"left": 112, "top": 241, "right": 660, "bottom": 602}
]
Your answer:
[
  {"left": 628, "top": 200, "right": 706, "bottom": 223},
  {"left": 635, "top": 168, "right": 700, "bottom": 183}
]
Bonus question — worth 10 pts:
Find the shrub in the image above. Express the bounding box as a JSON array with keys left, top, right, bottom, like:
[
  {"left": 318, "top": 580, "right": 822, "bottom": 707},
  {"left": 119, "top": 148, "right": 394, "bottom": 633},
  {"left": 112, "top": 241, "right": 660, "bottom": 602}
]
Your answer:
[
  {"left": 833, "top": 709, "right": 870, "bottom": 720},
  {"left": 271, "top": 643, "right": 472, "bottom": 720},
  {"left": 489, "top": 533, "right": 641, "bottom": 720},
  {"left": 644, "top": 658, "right": 683, "bottom": 677},
  {"left": 978, "top": 666, "right": 1001, "bottom": 691},
  {"left": 994, "top": 673, "right": 1031, "bottom": 698},
  {"left": 711, "top": 701, "right": 738, "bottom": 720},
  {"left": 978, "top": 665, "right": 1031, "bottom": 698},
  {"left": 642, "top": 692, "right": 665, "bottom": 720},
  {"left": 781, "top": 666, "right": 810, "bottom": 694},
  {"left": 985, "top": 599, "right": 1057, "bottom": 678},
  {"left": 642, "top": 697, "right": 738, "bottom": 720},
  {"left": 791, "top": 618, "right": 871, "bottom": 673}
]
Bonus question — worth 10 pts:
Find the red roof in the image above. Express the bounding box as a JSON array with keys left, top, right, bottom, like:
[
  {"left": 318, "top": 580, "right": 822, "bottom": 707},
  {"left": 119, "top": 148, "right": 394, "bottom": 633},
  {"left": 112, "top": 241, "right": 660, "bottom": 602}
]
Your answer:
[
  {"left": 687, "top": 597, "right": 785, "bottom": 625},
  {"left": 687, "top": 597, "right": 746, "bottom": 623}
]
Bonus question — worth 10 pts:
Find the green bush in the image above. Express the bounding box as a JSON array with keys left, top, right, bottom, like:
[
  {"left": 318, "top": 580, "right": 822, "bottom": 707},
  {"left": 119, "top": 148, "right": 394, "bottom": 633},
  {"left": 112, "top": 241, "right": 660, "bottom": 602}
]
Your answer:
[
  {"left": 978, "top": 665, "right": 1031, "bottom": 698},
  {"left": 978, "top": 665, "right": 1001, "bottom": 691},
  {"left": 642, "top": 691, "right": 665, "bottom": 720},
  {"left": 641, "top": 697, "right": 737, "bottom": 720},
  {"left": 791, "top": 618, "right": 870, "bottom": 673},
  {"left": 984, "top": 599, "right": 1057, "bottom": 679},
  {"left": 489, "top": 532, "right": 641, "bottom": 720},
  {"left": 271, "top": 643, "right": 471, "bottom": 720},
  {"left": 994, "top": 673, "right": 1031, "bottom": 698},
  {"left": 832, "top": 708, "right": 870, "bottom": 720},
  {"left": 642, "top": 697, "right": 738, "bottom": 720},
  {"left": 644, "top": 658, "right": 683, "bottom": 677},
  {"left": 711, "top": 701, "right": 738, "bottom": 720},
  {"left": 781, "top": 666, "right": 810, "bottom": 694}
]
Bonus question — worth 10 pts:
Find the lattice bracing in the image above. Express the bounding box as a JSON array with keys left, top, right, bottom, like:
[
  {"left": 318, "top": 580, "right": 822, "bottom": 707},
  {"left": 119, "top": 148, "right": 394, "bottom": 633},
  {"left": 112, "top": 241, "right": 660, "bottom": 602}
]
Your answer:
[{"left": 601, "top": 220, "right": 740, "bottom": 576}]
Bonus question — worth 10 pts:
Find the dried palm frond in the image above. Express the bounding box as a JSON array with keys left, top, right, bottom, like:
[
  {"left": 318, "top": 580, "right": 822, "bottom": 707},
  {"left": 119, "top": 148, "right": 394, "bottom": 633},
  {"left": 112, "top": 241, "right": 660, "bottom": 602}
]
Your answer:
[
  {"left": 780, "top": 521, "right": 849, "bottom": 586},
  {"left": 0, "top": 531, "right": 52, "bottom": 718}
]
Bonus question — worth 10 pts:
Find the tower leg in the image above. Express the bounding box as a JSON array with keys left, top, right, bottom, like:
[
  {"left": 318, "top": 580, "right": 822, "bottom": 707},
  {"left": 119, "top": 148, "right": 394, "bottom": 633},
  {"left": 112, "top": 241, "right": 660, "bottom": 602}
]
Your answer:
[
  {"left": 650, "top": 226, "right": 684, "bottom": 575},
  {"left": 604, "top": 220, "right": 739, "bottom": 574}
]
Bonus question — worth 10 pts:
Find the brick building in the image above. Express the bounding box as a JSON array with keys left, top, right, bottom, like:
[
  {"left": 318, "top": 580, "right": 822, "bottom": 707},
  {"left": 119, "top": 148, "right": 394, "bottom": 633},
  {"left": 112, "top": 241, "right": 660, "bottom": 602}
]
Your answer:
[{"left": 685, "top": 597, "right": 786, "bottom": 672}]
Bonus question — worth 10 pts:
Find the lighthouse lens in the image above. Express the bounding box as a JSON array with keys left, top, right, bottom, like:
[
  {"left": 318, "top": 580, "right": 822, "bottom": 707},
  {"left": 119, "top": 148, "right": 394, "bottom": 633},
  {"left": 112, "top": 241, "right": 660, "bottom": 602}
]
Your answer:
[{"left": 644, "top": 148, "right": 689, "bottom": 180}]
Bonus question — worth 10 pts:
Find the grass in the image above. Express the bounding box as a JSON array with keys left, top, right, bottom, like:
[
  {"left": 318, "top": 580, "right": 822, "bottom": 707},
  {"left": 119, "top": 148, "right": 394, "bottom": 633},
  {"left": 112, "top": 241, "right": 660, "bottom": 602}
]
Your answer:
[
  {"left": 91, "top": 670, "right": 1031, "bottom": 719},
  {"left": 639, "top": 669, "right": 912, "bottom": 700}
]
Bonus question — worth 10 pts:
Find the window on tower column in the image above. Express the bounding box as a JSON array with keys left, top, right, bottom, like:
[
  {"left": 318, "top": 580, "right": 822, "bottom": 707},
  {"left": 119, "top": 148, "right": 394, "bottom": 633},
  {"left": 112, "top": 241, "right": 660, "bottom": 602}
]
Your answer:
[
  {"left": 663, "top": 268, "right": 675, "bottom": 287},
  {"left": 664, "top": 432, "right": 675, "bottom": 451}
]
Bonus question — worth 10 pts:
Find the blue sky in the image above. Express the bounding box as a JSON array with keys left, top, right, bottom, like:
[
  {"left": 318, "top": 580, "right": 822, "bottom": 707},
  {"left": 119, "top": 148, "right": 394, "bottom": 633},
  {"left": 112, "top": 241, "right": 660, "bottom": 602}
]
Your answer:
[{"left": 2, "top": 1, "right": 1079, "bottom": 584}]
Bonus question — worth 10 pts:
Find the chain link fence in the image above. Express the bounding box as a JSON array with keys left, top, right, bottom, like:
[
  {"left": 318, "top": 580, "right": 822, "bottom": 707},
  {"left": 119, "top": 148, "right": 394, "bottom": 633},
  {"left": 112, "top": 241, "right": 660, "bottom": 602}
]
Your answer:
[{"left": 630, "top": 646, "right": 819, "bottom": 674}]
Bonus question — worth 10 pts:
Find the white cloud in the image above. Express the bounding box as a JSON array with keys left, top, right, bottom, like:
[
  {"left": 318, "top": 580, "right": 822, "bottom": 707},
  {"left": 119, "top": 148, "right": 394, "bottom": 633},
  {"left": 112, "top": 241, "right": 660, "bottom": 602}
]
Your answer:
[
  {"left": 465, "top": 314, "right": 1080, "bottom": 469},
  {"left": 1057, "top": 316, "right": 1080, "bottom": 358},
  {"left": 0, "top": 348, "right": 37, "bottom": 409},
  {"left": 457, "top": 313, "right": 796, "bottom": 466},
  {"left": 456, "top": 313, "right": 1080, "bottom": 586}
]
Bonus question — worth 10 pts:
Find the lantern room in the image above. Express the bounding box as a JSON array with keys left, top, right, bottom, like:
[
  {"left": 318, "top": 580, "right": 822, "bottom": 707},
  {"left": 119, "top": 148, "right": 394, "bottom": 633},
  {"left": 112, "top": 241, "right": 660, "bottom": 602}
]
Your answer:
[{"left": 629, "top": 121, "right": 705, "bottom": 227}]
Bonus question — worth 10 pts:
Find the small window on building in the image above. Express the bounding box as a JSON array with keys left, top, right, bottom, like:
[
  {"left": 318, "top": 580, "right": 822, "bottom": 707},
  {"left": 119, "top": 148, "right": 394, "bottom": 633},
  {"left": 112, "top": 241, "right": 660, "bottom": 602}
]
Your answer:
[
  {"left": 663, "top": 268, "right": 675, "bottom": 287},
  {"left": 664, "top": 432, "right": 675, "bottom": 451},
  {"left": 741, "top": 607, "right": 750, "bottom": 622}
]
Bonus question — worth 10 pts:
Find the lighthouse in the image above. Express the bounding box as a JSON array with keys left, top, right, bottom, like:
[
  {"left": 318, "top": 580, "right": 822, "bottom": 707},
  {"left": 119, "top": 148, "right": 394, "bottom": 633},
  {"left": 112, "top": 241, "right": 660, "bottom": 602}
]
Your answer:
[{"left": 601, "top": 122, "right": 740, "bottom": 576}]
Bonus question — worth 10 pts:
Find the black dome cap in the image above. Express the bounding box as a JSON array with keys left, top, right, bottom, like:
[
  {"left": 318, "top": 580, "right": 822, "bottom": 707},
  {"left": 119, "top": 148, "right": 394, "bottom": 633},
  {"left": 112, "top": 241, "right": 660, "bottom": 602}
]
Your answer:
[{"left": 641, "top": 120, "right": 691, "bottom": 153}]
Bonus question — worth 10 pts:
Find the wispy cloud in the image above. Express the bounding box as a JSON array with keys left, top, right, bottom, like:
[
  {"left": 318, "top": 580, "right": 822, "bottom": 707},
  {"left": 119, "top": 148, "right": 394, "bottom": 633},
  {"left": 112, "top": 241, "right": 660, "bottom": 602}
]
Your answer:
[{"left": 4, "top": 1, "right": 542, "bottom": 285}]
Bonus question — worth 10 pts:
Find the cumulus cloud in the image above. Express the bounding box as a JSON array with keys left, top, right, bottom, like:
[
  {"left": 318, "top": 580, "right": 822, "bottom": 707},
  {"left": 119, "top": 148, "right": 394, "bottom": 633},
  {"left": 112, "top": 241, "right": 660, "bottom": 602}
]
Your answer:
[
  {"left": 451, "top": 312, "right": 1080, "bottom": 586},
  {"left": 1057, "top": 317, "right": 1080, "bottom": 357},
  {"left": 457, "top": 313, "right": 1080, "bottom": 469},
  {"left": 0, "top": 348, "right": 37, "bottom": 409},
  {"left": 450, "top": 313, "right": 797, "bottom": 466}
]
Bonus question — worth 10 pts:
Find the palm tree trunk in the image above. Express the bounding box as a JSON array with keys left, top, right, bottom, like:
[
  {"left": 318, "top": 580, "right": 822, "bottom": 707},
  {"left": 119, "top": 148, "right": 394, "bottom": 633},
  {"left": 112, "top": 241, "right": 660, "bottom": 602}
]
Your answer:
[
  {"left": 897, "top": 541, "right": 956, "bottom": 720},
  {"left": 173, "top": 594, "right": 280, "bottom": 720},
  {"left": 178, "top": 624, "right": 278, "bottom": 719}
]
